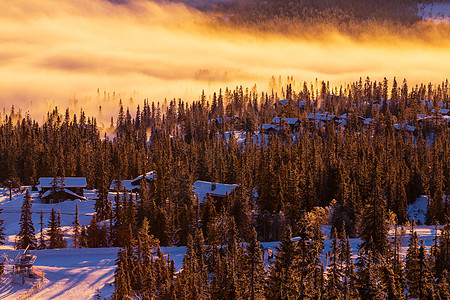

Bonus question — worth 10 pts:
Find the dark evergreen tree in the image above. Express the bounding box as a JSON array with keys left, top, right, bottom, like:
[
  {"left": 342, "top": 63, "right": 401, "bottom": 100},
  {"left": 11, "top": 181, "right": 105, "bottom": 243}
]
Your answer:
[
  {"left": 72, "top": 202, "right": 81, "bottom": 248},
  {"left": 265, "top": 225, "right": 298, "bottom": 299},
  {"left": 416, "top": 240, "right": 434, "bottom": 299},
  {"left": 358, "top": 162, "right": 390, "bottom": 257},
  {"left": 16, "top": 190, "right": 37, "bottom": 249},
  {"left": 38, "top": 209, "right": 46, "bottom": 249},
  {"left": 326, "top": 228, "right": 343, "bottom": 299},
  {"left": 405, "top": 226, "right": 420, "bottom": 298},
  {"left": 47, "top": 206, "right": 66, "bottom": 249},
  {"left": 244, "top": 228, "right": 265, "bottom": 300}
]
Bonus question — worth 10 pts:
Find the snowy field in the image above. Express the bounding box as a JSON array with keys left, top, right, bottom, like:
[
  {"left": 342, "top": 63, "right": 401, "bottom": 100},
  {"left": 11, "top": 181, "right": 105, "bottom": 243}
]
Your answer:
[{"left": 0, "top": 187, "right": 444, "bottom": 299}]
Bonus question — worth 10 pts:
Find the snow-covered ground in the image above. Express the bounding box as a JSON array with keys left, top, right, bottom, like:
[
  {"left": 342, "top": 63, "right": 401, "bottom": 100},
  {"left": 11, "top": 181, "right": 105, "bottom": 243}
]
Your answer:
[
  {"left": 0, "top": 188, "right": 444, "bottom": 299},
  {"left": 418, "top": 2, "right": 450, "bottom": 23}
]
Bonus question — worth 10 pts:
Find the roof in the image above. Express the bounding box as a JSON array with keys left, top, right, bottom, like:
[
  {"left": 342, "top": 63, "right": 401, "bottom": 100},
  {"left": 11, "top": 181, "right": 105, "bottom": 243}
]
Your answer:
[
  {"left": 131, "top": 171, "right": 156, "bottom": 184},
  {"left": 262, "top": 124, "right": 276, "bottom": 131},
  {"left": 278, "top": 99, "right": 288, "bottom": 106},
  {"left": 277, "top": 100, "right": 306, "bottom": 107},
  {"left": 41, "top": 188, "right": 87, "bottom": 200},
  {"left": 271, "top": 117, "right": 300, "bottom": 126},
  {"left": 193, "top": 181, "right": 239, "bottom": 203},
  {"left": 394, "top": 123, "right": 416, "bottom": 132},
  {"left": 109, "top": 180, "right": 136, "bottom": 191},
  {"left": 38, "top": 177, "right": 87, "bottom": 189},
  {"left": 307, "top": 113, "right": 338, "bottom": 121}
]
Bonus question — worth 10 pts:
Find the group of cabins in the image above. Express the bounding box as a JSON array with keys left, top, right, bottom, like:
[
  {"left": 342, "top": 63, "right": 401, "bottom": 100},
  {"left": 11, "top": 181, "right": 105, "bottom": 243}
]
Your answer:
[
  {"left": 35, "top": 171, "right": 238, "bottom": 205},
  {"left": 261, "top": 99, "right": 450, "bottom": 135},
  {"left": 260, "top": 113, "right": 376, "bottom": 134},
  {"left": 261, "top": 111, "right": 450, "bottom": 135}
]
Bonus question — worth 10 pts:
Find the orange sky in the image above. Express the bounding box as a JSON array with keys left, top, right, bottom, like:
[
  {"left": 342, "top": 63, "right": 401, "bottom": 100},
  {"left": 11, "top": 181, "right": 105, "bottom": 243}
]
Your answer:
[{"left": 1, "top": 0, "right": 449, "bottom": 120}]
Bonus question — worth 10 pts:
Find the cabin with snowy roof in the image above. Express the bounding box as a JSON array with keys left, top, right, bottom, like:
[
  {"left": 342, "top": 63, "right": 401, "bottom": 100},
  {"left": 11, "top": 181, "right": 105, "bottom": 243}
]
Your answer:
[
  {"left": 193, "top": 181, "right": 239, "bottom": 204},
  {"left": 109, "top": 180, "right": 138, "bottom": 192},
  {"left": 130, "top": 171, "right": 156, "bottom": 189},
  {"left": 261, "top": 117, "right": 301, "bottom": 134},
  {"left": 271, "top": 117, "right": 301, "bottom": 131},
  {"left": 38, "top": 177, "right": 87, "bottom": 203}
]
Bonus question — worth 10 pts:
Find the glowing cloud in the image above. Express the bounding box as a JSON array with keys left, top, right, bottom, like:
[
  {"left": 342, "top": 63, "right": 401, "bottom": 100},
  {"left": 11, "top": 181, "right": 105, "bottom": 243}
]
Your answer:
[{"left": 0, "top": 0, "right": 449, "bottom": 119}]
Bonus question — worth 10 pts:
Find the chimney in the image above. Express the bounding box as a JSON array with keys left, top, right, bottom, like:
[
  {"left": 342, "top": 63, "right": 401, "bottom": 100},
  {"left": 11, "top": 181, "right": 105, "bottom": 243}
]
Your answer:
[{"left": 211, "top": 183, "right": 216, "bottom": 191}]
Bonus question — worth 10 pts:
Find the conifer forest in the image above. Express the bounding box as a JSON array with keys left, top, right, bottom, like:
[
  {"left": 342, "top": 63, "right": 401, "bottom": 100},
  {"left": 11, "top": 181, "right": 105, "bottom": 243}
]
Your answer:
[{"left": 0, "top": 0, "right": 450, "bottom": 299}]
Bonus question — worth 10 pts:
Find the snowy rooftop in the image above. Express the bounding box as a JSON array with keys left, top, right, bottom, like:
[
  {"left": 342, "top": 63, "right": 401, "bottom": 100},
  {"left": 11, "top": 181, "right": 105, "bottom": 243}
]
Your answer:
[
  {"left": 307, "top": 113, "right": 338, "bottom": 121},
  {"left": 109, "top": 180, "right": 136, "bottom": 191},
  {"left": 132, "top": 171, "right": 156, "bottom": 183},
  {"left": 394, "top": 123, "right": 415, "bottom": 132},
  {"left": 193, "top": 181, "right": 239, "bottom": 203},
  {"left": 38, "top": 177, "right": 87, "bottom": 189},
  {"left": 271, "top": 117, "right": 300, "bottom": 125},
  {"left": 262, "top": 124, "right": 276, "bottom": 131},
  {"left": 41, "top": 188, "right": 87, "bottom": 200},
  {"left": 277, "top": 99, "right": 306, "bottom": 107},
  {"left": 278, "top": 99, "right": 288, "bottom": 106}
]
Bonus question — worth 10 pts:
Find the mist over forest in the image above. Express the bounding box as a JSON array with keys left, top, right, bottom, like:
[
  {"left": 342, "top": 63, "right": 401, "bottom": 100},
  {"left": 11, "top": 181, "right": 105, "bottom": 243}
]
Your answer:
[
  {"left": 1, "top": 0, "right": 449, "bottom": 121},
  {"left": 0, "top": 1, "right": 449, "bottom": 299}
]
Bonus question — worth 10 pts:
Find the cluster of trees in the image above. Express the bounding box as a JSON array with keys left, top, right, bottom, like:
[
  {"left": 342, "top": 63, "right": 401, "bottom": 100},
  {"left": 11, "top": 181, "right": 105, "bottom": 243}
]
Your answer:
[
  {"left": 15, "top": 191, "right": 106, "bottom": 250},
  {"left": 113, "top": 214, "right": 450, "bottom": 299},
  {"left": 1, "top": 77, "right": 449, "bottom": 243}
]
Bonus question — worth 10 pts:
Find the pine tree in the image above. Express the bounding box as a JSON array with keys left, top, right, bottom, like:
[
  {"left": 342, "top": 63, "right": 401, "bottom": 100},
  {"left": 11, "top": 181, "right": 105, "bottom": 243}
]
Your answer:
[
  {"left": 244, "top": 228, "right": 265, "bottom": 300},
  {"left": 359, "top": 161, "right": 390, "bottom": 257},
  {"left": 16, "top": 189, "right": 37, "bottom": 249},
  {"left": 38, "top": 210, "right": 46, "bottom": 249},
  {"left": 47, "top": 206, "right": 66, "bottom": 249},
  {"left": 86, "top": 216, "right": 103, "bottom": 248},
  {"left": 356, "top": 244, "right": 385, "bottom": 299},
  {"left": 326, "top": 228, "right": 343, "bottom": 299},
  {"left": 339, "top": 226, "right": 356, "bottom": 300},
  {"left": 154, "top": 247, "right": 170, "bottom": 298},
  {"left": 417, "top": 241, "right": 434, "bottom": 299},
  {"left": 405, "top": 226, "right": 420, "bottom": 298},
  {"left": 113, "top": 247, "right": 132, "bottom": 300},
  {"left": 72, "top": 202, "right": 81, "bottom": 248},
  {"left": 265, "top": 225, "right": 298, "bottom": 299},
  {"left": 179, "top": 230, "right": 209, "bottom": 300}
]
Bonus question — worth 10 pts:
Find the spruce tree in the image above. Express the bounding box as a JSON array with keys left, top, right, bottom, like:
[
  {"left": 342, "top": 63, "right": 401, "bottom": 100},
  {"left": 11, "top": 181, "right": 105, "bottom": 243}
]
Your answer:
[
  {"left": 326, "top": 228, "right": 343, "bottom": 299},
  {"left": 179, "top": 230, "right": 209, "bottom": 300},
  {"left": 16, "top": 189, "right": 37, "bottom": 249},
  {"left": 405, "top": 226, "right": 420, "bottom": 298},
  {"left": 358, "top": 164, "right": 390, "bottom": 257},
  {"left": 265, "top": 225, "right": 298, "bottom": 299},
  {"left": 86, "top": 216, "right": 101, "bottom": 248},
  {"left": 47, "top": 206, "right": 66, "bottom": 249},
  {"left": 113, "top": 247, "right": 132, "bottom": 300},
  {"left": 244, "top": 228, "right": 265, "bottom": 300},
  {"left": 339, "top": 225, "right": 356, "bottom": 300},
  {"left": 72, "top": 202, "right": 81, "bottom": 248},
  {"left": 417, "top": 241, "right": 433, "bottom": 299},
  {"left": 38, "top": 210, "right": 46, "bottom": 249}
]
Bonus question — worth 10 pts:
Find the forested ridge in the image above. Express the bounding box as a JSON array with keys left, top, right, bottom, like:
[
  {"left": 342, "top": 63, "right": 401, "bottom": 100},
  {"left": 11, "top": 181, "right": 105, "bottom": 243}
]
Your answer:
[
  {"left": 213, "top": 0, "right": 450, "bottom": 41},
  {"left": 1, "top": 76, "right": 449, "bottom": 298}
]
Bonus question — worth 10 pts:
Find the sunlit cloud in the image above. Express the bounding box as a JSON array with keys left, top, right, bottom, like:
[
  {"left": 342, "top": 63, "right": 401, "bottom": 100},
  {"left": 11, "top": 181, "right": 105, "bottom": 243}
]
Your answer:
[{"left": 0, "top": 0, "right": 449, "bottom": 120}]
